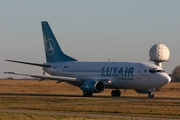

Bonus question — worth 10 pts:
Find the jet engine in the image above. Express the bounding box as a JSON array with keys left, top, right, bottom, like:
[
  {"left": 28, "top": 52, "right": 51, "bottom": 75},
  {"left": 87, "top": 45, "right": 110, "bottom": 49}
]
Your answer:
[{"left": 80, "top": 80, "right": 105, "bottom": 93}]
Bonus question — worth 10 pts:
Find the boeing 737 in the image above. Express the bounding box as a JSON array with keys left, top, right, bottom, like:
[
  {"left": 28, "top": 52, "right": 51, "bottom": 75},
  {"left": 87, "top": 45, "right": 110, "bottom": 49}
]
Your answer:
[{"left": 4, "top": 21, "right": 171, "bottom": 98}]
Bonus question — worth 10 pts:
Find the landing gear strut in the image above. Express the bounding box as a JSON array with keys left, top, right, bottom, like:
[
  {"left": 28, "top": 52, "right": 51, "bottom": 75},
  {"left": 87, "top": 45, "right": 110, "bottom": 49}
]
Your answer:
[
  {"left": 148, "top": 92, "right": 154, "bottom": 98},
  {"left": 111, "top": 89, "right": 121, "bottom": 97},
  {"left": 83, "top": 91, "right": 93, "bottom": 97}
]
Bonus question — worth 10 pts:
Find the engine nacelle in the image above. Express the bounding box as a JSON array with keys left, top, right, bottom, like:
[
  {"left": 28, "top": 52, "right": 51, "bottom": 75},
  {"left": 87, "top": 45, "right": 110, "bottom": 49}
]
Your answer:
[{"left": 80, "top": 80, "right": 104, "bottom": 93}]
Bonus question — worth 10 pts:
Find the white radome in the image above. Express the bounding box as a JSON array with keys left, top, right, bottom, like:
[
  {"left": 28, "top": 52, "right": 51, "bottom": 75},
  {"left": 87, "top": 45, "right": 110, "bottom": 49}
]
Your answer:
[{"left": 149, "top": 43, "right": 170, "bottom": 61}]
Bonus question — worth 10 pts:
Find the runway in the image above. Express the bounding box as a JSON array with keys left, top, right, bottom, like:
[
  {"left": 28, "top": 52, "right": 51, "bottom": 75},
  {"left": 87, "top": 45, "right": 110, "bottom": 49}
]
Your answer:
[{"left": 0, "top": 92, "right": 179, "bottom": 101}]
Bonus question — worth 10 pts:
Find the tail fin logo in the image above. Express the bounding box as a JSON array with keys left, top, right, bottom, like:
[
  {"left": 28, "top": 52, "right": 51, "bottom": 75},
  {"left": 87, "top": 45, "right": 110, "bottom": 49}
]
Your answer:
[{"left": 45, "top": 38, "right": 55, "bottom": 56}]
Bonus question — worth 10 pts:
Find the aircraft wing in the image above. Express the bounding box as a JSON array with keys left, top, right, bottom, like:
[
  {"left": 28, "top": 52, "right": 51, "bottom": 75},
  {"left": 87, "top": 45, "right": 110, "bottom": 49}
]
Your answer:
[
  {"left": 4, "top": 72, "right": 112, "bottom": 86},
  {"left": 4, "top": 72, "right": 77, "bottom": 81}
]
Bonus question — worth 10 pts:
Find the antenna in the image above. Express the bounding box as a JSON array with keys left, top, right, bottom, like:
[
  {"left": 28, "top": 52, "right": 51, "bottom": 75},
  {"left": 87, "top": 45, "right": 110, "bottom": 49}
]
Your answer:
[{"left": 108, "top": 58, "right": 110, "bottom": 62}]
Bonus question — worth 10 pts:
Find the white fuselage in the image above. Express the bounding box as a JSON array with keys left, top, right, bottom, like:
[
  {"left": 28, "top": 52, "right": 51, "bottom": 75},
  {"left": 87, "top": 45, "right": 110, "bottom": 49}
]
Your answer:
[{"left": 43, "top": 61, "right": 171, "bottom": 90}]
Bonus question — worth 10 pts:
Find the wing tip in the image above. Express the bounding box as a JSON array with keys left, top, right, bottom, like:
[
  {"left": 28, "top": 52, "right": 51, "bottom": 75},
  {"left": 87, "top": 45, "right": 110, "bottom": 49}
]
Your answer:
[{"left": 4, "top": 72, "right": 15, "bottom": 74}]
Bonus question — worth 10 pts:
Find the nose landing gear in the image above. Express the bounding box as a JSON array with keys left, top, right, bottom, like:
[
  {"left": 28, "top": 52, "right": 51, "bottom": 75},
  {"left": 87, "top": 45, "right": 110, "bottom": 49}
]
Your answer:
[
  {"left": 148, "top": 92, "right": 154, "bottom": 98},
  {"left": 111, "top": 89, "right": 121, "bottom": 97}
]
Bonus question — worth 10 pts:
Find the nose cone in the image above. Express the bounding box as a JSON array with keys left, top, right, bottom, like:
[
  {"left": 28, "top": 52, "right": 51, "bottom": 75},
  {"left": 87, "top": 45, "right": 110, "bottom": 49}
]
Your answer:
[
  {"left": 160, "top": 73, "right": 171, "bottom": 85},
  {"left": 150, "top": 73, "right": 171, "bottom": 88}
]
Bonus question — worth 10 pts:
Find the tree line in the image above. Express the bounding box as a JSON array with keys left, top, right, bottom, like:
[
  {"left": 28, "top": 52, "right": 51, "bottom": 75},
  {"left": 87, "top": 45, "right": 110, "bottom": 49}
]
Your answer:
[{"left": 171, "top": 66, "right": 180, "bottom": 82}]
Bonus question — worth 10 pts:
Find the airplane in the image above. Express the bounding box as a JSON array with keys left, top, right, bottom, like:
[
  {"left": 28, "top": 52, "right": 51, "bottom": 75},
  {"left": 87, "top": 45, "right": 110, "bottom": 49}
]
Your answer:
[{"left": 4, "top": 21, "right": 171, "bottom": 98}]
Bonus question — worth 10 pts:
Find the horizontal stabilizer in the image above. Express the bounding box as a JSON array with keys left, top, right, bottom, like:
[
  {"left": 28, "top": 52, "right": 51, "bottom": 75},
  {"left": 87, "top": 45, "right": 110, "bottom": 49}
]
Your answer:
[{"left": 5, "top": 59, "right": 51, "bottom": 67}]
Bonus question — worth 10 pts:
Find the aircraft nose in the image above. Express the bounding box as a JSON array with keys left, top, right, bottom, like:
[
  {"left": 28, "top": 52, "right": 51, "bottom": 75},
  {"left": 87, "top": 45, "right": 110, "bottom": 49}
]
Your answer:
[{"left": 161, "top": 73, "right": 171, "bottom": 85}]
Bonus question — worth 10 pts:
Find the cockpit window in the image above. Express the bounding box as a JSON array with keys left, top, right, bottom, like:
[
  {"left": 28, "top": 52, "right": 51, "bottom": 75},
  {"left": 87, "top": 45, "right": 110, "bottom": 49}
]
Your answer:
[
  {"left": 149, "top": 69, "right": 156, "bottom": 73},
  {"left": 156, "top": 70, "right": 165, "bottom": 72},
  {"left": 149, "top": 69, "right": 165, "bottom": 73}
]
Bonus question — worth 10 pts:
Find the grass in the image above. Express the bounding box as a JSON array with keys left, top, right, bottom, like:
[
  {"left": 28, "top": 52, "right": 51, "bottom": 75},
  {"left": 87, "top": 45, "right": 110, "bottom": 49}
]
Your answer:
[
  {"left": 1, "top": 79, "right": 180, "bottom": 97},
  {"left": 0, "top": 79, "right": 180, "bottom": 119},
  {"left": 0, "top": 112, "right": 132, "bottom": 120},
  {"left": 1, "top": 96, "right": 180, "bottom": 117}
]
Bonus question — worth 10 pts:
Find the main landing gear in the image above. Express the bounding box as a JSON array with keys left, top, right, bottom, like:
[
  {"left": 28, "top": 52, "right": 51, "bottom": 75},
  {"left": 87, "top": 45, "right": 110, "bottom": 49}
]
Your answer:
[
  {"left": 111, "top": 89, "right": 121, "bottom": 97},
  {"left": 148, "top": 92, "right": 154, "bottom": 98},
  {"left": 83, "top": 91, "right": 93, "bottom": 97}
]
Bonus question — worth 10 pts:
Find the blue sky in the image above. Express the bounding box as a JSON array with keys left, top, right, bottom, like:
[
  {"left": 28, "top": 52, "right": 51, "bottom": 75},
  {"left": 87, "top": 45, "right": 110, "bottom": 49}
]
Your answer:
[{"left": 1, "top": 0, "right": 180, "bottom": 78}]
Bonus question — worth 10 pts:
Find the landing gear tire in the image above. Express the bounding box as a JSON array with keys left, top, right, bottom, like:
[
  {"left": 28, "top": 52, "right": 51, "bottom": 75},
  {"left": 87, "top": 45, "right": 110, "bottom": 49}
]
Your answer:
[
  {"left": 116, "top": 90, "right": 121, "bottom": 97},
  {"left": 111, "top": 90, "right": 116, "bottom": 97},
  {"left": 111, "top": 89, "right": 121, "bottom": 97},
  {"left": 148, "top": 92, "right": 154, "bottom": 98},
  {"left": 83, "top": 91, "right": 93, "bottom": 97}
]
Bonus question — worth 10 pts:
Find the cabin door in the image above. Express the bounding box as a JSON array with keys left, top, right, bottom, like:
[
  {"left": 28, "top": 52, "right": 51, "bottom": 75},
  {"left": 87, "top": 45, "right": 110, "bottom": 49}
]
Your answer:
[{"left": 137, "top": 66, "right": 144, "bottom": 79}]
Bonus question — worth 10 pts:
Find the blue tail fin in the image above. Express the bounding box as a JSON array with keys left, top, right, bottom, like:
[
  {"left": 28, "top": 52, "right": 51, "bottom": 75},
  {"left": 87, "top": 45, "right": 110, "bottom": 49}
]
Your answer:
[{"left": 41, "top": 21, "right": 77, "bottom": 62}]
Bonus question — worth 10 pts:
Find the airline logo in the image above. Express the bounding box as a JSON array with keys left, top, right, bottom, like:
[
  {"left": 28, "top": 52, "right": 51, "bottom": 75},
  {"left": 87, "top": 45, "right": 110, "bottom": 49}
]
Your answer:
[
  {"left": 45, "top": 38, "right": 55, "bottom": 56},
  {"left": 101, "top": 67, "right": 134, "bottom": 77}
]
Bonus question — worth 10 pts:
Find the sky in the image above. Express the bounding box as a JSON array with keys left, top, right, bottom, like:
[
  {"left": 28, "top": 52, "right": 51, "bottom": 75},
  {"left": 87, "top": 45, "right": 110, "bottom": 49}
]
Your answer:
[{"left": 0, "top": 0, "right": 180, "bottom": 78}]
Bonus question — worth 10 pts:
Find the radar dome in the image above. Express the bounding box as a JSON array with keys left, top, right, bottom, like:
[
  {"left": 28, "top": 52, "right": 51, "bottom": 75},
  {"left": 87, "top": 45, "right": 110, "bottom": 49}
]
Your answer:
[{"left": 149, "top": 43, "right": 170, "bottom": 62}]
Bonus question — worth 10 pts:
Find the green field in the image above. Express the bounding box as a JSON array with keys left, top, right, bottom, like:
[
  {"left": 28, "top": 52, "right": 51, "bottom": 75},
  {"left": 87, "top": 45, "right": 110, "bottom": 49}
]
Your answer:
[{"left": 0, "top": 80, "right": 180, "bottom": 120}]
